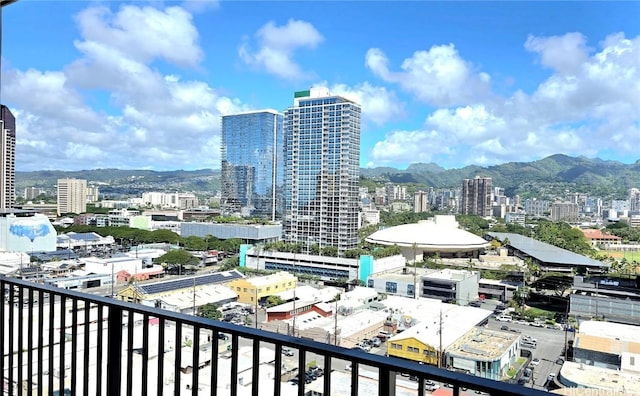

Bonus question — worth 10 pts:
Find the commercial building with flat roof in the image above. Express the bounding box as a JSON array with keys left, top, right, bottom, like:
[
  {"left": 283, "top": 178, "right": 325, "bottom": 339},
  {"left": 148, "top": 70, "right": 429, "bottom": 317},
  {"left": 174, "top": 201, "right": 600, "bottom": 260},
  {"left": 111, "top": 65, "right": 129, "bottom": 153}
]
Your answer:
[
  {"left": 558, "top": 361, "right": 640, "bottom": 394},
  {"left": 241, "top": 246, "right": 405, "bottom": 282},
  {"left": 445, "top": 327, "right": 521, "bottom": 381},
  {"left": 383, "top": 297, "right": 492, "bottom": 366},
  {"left": 421, "top": 269, "right": 480, "bottom": 305},
  {"left": 227, "top": 271, "right": 297, "bottom": 305},
  {"left": 487, "top": 232, "right": 608, "bottom": 273}
]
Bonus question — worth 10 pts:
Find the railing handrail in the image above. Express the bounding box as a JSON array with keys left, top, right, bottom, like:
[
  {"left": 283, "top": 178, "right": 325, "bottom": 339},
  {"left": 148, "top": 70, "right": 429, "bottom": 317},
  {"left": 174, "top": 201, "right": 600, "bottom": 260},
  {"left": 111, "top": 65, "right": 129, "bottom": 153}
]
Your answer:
[{"left": 2, "top": 275, "right": 550, "bottom": 395}]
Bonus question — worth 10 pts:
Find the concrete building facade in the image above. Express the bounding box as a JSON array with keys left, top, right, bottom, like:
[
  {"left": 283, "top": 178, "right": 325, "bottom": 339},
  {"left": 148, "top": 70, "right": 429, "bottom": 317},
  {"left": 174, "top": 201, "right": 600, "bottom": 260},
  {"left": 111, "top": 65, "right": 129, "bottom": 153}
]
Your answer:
[{"left": 57, "top": 178, "right": 87, "bottom": 215}]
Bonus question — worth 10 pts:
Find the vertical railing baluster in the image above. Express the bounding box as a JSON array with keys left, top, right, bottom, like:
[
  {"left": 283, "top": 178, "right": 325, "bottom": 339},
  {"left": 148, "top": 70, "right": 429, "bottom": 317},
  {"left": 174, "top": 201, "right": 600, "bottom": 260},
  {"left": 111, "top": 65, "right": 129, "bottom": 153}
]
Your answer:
[
  {"left": 350, "top": 361, "right": 359, "bottom": 396},
  {"left": 17, "top": 286, "right": 23, "bottom": 395},
  {"left": 141, "top": 314, "right": 149, "bottom": 395},
  {"left": 8, "top": 284, "right": 14, "bottom": 396},
  {"left": 48, "top": 292, "right": 55, "bottom": 395},
  {"left": 297, "top": 349, "right": 305, "bottom": 396},
  {"left": 174, "top": 322, "right": 182, "bottom": 394},
  {"left": 71, "top": 299, "right": 78, "bottom": 392},
  {"left": 83, "top": 301, "right": 91, "bottom": 396},
  {"left": 273, "top": 344, "right": 282, "bottom": 396},
  {"left": 36, "top": 291, "right": 44, "bottom": 396},
  {"left": 251, "top": 338, "right": 260, "bottom": 396},
  {"left": 230, "top": 333, "right": 239, "bottom": 396},
  {"left": 59, "top": 294, "right": 66, "bottom": 394},
  {"left": 323, "top": 355, "right": 332, "bottom": 396},
  {"left": 126, "top": 310, "right": 134, "bottom": 396},
  {"left": 191, "top": 326, "right": 200, "bottom": 395},
  {"left": 210, "top": 330, "right": 218, "bottom": 396},
  {"left": 27, "top": 288, "right": 33, "bottom": 394},
  {"left": 157, "top": 317, "right": 165, "bottom": 396},
  {"left": 0, "top": 280, "right": 4, "bottom": 396},
  {"left": 106, "top": 305, "right": 123, "bottom": 396},
  {"left": 96, "top": 303, "right": 104, "bottom": 395}
]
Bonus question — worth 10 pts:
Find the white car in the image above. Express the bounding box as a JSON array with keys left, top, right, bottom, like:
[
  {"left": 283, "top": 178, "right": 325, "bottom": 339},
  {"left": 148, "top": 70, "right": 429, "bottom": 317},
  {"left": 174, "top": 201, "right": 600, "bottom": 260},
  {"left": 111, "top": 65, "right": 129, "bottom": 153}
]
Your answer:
[
  {"left": 530, "top": 358, "right": 540, "bottom": 366},
  {"left": 425, "top": 380, "right": 440, "bottom": 392}
]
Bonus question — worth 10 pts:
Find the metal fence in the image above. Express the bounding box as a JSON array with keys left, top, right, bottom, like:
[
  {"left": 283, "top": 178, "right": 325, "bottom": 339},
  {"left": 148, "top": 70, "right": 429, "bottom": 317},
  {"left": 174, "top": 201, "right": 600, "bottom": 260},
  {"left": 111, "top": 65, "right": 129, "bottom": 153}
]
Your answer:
[{"left": 0, "top": 276, "right": 549, "bottom": 396}]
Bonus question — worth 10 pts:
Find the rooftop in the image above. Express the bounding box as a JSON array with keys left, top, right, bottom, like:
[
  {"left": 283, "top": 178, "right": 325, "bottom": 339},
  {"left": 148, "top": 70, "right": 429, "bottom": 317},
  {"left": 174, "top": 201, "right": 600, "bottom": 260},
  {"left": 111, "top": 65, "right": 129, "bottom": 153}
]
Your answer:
[
  {"left": 244, "top": 271, "right": 296, "bottom": 287},
  {"left": 386, "top": 298, "right": 492, "bottom": 349},
  {"left": 447, "top": 327, "right": 520, "bottom": 361},
  {"left": 136, "top": 270, "right": 244, "bottom": 296},
  {"left": 367, "top": 216, "right": 489, "bottom": 251},
  {"left": 574, "top": 333, "right": 640, "bottom": 355},
  {"left": 578, "top": 320, "right": 640, "bottom": 342},
  {"left": 487, "top": 232, "right": 608, "bottom": 268},
  {"left": 559, "top": 361, "right": 640, "bottom": 394}
]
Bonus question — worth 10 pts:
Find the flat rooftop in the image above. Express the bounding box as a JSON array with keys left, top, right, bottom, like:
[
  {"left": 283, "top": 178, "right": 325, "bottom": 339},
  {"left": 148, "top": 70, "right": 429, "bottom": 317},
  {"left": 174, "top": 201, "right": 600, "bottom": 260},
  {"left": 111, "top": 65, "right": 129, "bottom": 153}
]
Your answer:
[
  {"left": 447, "top": 327, "right": 520, "bottom": 361},
  {"left": 559, "top": 361, "right": 640, "bottom": 394},
  {"left": 574, "top": 334, "right": 640, "bottom": 355}
]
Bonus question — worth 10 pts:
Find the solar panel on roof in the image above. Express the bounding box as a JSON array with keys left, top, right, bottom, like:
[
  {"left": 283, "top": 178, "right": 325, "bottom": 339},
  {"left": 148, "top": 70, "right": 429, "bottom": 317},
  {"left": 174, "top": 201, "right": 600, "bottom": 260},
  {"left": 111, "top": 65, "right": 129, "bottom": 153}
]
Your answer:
[{"left": 139, "top": 270, "right": 243, "bottom": 295}]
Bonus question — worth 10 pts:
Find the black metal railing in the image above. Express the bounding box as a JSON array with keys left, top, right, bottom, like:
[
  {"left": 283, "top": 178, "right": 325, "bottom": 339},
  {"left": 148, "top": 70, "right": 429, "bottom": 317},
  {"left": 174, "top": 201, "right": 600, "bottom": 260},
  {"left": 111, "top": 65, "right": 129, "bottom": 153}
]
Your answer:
[{"left": 1, "top": 276, "right": 549, "bottom": 396}]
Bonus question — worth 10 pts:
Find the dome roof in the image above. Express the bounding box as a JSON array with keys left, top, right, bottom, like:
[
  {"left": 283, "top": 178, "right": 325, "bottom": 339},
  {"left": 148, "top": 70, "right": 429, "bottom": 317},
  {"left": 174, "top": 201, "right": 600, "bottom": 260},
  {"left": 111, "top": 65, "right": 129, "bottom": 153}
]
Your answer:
[{"left": 366, "top": 216, "right": 489, "bottom": 253}]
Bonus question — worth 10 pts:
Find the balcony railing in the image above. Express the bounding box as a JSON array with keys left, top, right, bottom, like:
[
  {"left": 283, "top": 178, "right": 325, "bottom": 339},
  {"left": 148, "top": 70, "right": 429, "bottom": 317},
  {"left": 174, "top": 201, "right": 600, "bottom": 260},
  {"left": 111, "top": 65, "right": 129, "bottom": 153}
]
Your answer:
[{"left": 1, "top": 276, "right": 549, "bottom": 395}]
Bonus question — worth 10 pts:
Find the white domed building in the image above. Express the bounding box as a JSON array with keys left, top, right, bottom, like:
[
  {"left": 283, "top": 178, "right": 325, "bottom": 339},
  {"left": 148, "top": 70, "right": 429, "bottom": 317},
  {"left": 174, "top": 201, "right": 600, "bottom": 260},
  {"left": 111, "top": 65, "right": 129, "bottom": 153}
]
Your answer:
[{"left": 365, "top": 215, "right": 489, "bottom": 262}]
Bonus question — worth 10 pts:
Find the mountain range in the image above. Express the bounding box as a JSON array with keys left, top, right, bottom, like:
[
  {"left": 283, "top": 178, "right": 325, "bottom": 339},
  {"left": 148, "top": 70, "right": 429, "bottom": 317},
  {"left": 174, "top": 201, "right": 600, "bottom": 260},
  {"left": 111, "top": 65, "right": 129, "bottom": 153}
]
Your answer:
[{"left": 16, "top": 154, "right": 640, "bottom": 199}]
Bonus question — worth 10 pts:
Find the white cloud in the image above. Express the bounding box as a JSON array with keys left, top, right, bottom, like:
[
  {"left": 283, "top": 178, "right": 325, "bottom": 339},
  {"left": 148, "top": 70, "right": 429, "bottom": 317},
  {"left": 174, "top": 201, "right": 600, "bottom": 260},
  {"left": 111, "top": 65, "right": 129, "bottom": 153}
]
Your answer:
[
  {"left": 524, "top": 32, "right": 590, "bottom": 75},
  {"left": 369, "top": 32, "right": 640, "bottom": 167},
  {"left": 239, "top": 19, "right": 323, "bottom": 81},
  {"left": 74, "top": 5, "right": 203, "bottom": 67},
  {"left": 312, "top": 81, "right": 405, "bottom": 126},
  {"left": 365, "top": 45, "right": 491, "bottom": 106},
  {"left": 5, "top": 4, "right": 245, "bottom": 171}
]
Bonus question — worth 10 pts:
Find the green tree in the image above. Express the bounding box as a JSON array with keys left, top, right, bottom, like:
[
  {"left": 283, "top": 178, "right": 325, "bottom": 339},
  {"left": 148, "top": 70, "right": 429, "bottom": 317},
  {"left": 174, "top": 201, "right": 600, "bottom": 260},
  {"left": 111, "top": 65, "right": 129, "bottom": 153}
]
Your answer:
[
  {"left": 320, "top": 246, "right": 339, "bottom": 257},
  {"left": 157, "top": 250, "right": 199, "bottom": 272},
  {"left": 266, "top": 295, "right": 285, "bottom": 307},
  {"left": 198, "top": 303, "right": 222, "bottom": 320}
]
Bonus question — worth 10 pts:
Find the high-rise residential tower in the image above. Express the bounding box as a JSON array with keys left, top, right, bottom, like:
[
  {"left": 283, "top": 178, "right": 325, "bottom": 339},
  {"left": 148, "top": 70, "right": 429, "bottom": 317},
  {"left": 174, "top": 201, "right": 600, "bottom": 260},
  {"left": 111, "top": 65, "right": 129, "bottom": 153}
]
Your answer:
[
  {"left": 221, "top": 110, "right": 284, "bottom": 220},
  {"left": 0, "top": 105, "right": 15, "bottom": 209},
  {"left": 57, "top": 178, "right": 88, "bottom": 215},
  {"left": 461, "top": 176, "right": 493, "bottom": 217},
  {"left": 283, "top": 88, "right": 361, "bottom": 255}
]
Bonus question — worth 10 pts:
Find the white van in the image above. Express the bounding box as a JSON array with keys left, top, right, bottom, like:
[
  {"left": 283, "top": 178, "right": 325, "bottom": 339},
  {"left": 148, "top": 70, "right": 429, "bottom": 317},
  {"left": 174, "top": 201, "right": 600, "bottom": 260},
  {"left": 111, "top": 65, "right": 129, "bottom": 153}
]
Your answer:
[{"left": 496, "top": 314, "right": 513, "bottom": 322}]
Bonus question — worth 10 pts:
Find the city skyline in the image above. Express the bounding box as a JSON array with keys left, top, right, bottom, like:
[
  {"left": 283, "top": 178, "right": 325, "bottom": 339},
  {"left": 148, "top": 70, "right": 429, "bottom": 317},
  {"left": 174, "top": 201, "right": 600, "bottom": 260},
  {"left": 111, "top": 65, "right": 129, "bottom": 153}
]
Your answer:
[{"left": 2, "top": 1, "right": 639, "bottom": 172}]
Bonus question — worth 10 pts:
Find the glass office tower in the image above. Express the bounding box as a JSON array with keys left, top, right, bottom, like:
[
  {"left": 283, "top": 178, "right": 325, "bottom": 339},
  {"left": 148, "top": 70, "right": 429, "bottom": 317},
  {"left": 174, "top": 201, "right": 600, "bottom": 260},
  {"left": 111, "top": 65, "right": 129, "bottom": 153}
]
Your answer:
[
  {"left": 283, "top": 88, "right": 361, "bottom": 255},
  {"left": 221, "top": 110, "right": 284, "bottom": 220}
]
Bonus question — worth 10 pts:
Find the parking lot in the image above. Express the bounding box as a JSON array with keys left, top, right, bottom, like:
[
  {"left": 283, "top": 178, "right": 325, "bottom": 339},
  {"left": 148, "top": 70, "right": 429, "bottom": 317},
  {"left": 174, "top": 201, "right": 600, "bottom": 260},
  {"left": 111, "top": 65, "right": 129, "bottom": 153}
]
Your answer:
[{"left": 486, "top": 316, "right": 571, "bottom": 390}]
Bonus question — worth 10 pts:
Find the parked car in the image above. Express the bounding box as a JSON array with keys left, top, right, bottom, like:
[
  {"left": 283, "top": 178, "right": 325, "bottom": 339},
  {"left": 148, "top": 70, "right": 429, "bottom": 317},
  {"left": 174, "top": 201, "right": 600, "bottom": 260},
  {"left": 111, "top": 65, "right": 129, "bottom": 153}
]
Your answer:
[
  {"left": 500, "top": 325, "right": 509, "bottom": 331},
  {"left": 425, "top": 381, "right": 440, "bottom": 391},
  {"left": 369, "top": 337, "right": 382, "bottom": 347},
  {"left": 530, "top": 358, "right": 540, "bottom": 366},
  {"left": 282, "top": 347, "right": 294, "bottom": 356}
]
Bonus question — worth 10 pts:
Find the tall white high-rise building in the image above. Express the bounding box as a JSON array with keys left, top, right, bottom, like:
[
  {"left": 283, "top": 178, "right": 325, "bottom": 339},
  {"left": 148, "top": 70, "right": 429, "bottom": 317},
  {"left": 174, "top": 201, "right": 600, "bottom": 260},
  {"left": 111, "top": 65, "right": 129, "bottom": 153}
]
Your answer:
[
  {"left": 283, "top": 88, "right": 361, "bottom": 255},
  {"left": 57, "top": 178, "right": 88, "bottom": 215},
  {"left": 0, "top": 106, "right": 16, "bottom": 209}
]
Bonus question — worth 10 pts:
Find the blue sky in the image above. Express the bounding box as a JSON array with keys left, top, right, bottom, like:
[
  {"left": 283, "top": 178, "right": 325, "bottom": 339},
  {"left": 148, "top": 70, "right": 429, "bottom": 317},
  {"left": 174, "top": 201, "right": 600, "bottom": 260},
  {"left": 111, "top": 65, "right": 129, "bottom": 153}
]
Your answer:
[{"left": 2, "top": 1, "right": 640, "bottom": 171}]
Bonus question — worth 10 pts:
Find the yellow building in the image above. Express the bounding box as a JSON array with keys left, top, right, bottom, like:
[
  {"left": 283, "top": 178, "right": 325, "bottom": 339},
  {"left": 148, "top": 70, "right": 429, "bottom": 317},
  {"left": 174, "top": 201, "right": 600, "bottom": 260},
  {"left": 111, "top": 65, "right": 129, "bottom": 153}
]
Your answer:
[
  {"left": 228, "top": 271, "right": 297, "bottom": 304},
  {"left": 388, "top": 335, "right": 440, "bottom": 365},
  {"left": 385, "top": 303, "right": 492, "bottom": 366}
]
